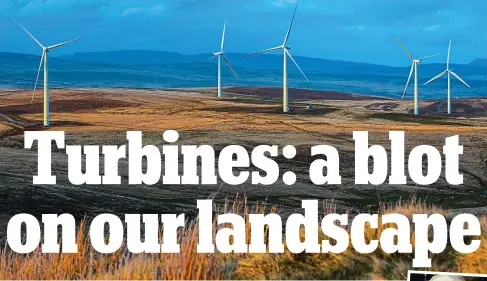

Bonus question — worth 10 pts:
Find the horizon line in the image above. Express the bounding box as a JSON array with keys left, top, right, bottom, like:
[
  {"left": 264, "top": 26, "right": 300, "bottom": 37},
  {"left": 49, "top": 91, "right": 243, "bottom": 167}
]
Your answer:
[{"left": 1, "top": 49, "right": 484, "bottom": 69}]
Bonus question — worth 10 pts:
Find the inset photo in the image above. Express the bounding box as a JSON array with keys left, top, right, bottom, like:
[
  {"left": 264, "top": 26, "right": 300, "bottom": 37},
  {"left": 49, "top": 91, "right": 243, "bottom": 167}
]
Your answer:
[{"left": 409, "top": 271, "right": 487, "bottom": 281}]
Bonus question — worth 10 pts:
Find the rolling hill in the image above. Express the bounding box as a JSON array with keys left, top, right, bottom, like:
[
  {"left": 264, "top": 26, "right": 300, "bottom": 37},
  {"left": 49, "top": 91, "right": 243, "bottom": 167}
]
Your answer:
[{"left": 58, "top": 50, "right": 487, "bottom": 77}]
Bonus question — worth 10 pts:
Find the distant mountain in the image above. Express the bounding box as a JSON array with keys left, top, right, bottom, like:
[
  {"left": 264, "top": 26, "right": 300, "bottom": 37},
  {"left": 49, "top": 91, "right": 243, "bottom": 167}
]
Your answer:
[
  {"left": 469, "top": 58, "right": 487, "bottom": 66},
  {"left": 61, "top": 50, "right": 188, "bottom": 65},
  {"left": 60, "top": 50, "right": 487, "bottom": 78},
  {"left": 62, "top": 50, "right": 394, "bottom": 74},
  {"left": 1, "top": 50, "right": 485, "bottom": 80},
  {"left": 1, "top": 50, "right": 485, "bottom": 98}
]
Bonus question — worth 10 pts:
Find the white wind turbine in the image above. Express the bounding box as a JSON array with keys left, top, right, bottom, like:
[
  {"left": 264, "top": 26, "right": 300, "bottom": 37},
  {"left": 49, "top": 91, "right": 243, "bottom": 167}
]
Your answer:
[
  {"left": 394, "top": 35, "right": 444, "bottom": 115},
  {"left": 424, "top": 39, "right": 470, "bottom": 115},
  {"left": 207, "top": 21, "right": 238, "bottom": 98},
  {"left": 14, "top": 19, "right": 84, "bottom": 127},
  {"left": 243, "top": 1, "right": 308, "bottom": 113}
]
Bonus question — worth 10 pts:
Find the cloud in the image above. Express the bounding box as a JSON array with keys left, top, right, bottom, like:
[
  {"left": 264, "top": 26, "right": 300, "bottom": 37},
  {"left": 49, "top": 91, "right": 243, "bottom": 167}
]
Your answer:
[
  {"left": 120, "top": 5, "right": 163, "bottom": 17},
  {"left": 269, "top": 0, "right": 318, "bottom": 9},
  {"left": 423, "top": 24, "right": 442, "bottom": 32},
  {"left": 271, "top": 0, "right": 297, "bottom": 8},
  {"left": 0, "top": 0, "right": 77, "bottom": 15},
  {"left": 0, "top": 0, "right": 165, "bottom": 17},
  {"left": 347, "top": 25, "right": 365, "bottom": 31},
  {"left": 121, "top": 7, "right": 141, "bottom": 17}
]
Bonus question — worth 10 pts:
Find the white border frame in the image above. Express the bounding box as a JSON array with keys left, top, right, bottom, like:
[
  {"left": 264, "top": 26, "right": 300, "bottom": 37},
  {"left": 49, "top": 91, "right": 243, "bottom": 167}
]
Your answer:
[{"left": 408, "top": 271, "right": 487, "bottom": 281}]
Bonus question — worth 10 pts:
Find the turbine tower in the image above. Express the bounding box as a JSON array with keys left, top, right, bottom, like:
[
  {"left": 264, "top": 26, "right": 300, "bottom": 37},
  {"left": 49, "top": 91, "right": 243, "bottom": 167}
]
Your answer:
[
  {"left": 424, "top": 39, "right": 470, "bottom": 115},
  {"left": 14, "top": 19, "right": 83, "bottom": 127},
  {"left": 207, "top": 21, "right": 238, "bottom": 98},
  {"left": 244, "top": 1, "right": 308, "bottom": 113},
  {"left": 394, "top": 35, "right": 444, "bottom": 115}
]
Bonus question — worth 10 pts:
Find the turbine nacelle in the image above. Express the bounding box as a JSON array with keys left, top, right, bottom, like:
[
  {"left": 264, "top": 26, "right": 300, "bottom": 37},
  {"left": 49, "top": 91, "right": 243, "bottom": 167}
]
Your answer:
[
  {"left": 423, "top": 39, "right": 470, "bottom": 115},
  {"left": 243, "top": 0, "right": 307, "bottom": 82},
  {"left": 208, "top": 19, "right": 238, "bottom": 97},
  {"left": 13, "top": 18, "right": 84, "bottom": 118},
  {"left": 243, "top": 0, "right": 308, "bottom": 113},
  {"left": 394, "top": 34, "right": 446, "bottom": 104},
  {"left": 424, "top": 40, "right": 470, "bottom": 89}
]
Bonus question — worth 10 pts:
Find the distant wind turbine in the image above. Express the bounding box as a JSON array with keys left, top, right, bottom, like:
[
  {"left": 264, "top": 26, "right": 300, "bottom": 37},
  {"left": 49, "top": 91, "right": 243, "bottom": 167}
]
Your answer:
[
  {"left": 424, "top": 39, "right": 470, "bottom": 115},
  {"left": 393, "top": 35, "right": 444, "bottom": 115},
  {"left": 207, "top": 21, "right": 237, "bottom": 98},
  {"left": 13, "top": 19, "right": 84, "bottom": 127},
  {"left": 243, "top": 1, "right": 309, "bottom": 113}
]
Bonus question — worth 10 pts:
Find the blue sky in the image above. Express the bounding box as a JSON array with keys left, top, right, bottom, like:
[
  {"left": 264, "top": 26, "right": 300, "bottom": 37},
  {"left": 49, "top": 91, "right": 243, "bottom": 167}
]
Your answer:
[{"left": 0, "top": 0, "right": 485, "bottom": 66}]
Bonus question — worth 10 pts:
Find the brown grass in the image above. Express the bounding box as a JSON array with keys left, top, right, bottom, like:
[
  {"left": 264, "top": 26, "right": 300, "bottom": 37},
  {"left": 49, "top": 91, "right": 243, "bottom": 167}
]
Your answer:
[
  {"left": 2, "top": 89, "right": 487, "bottom": 133},
  {"left": 0, "top": 198, "right": 485, "bottom": 280},
  {"left": 456, "top": 216, "right": 487, "bottom": 273}
]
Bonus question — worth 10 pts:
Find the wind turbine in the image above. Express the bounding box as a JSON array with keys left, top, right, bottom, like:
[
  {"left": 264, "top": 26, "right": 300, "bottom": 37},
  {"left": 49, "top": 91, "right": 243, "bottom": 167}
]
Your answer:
[
  {"left": 207, "top": 21, "right": 238, "bottom": 98},
  {"left": 394, "top": 35, "right": 444, "bottom": 115},
  {"left": 14, "top": 19, "right": 84, "bottom": 127},
  {"left": 243, "top": 1, "right": 308, "bottom": 113},
  {"left": 424, "top": 39, "right": 470, "bottom": 115}
]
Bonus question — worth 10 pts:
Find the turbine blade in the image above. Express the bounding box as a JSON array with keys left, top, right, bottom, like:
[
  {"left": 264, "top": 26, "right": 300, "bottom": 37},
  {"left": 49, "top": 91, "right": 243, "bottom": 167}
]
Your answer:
[
  {"left": 447, "top": 39, "right": 451, "bottom": 69},
  {"left": 419, "top": 52, "right": 445, "bottom": 61},
  {"left": 47, "top": 37, "right": 84, "bottom": 50},
  {"left": 31, "top": 51, "right": 45, "bottom": 104},
  {"left": 243, "top": 46, "right": 282, "bottom": 57},
  {"left": 206, "top": 55, "right": 216, "bottom": 62},
  {"left": 393, "top": 34, "right": 414, "bottom": 61},
  {"left": 221, "top": 20, "right": 226, "bottom": 52},
  {"left": 402, "top": 63, "right": 415, "bottom": 99},
  {"left": 283, "top": 0, "right": 299, "bottom": 45},
  {"left": 286, "top": 49, "right": 309, "bottom": 82},
  {"left": 450, "top": 71, "right": 471, "bottom": 88},
  {"left": 424, "top": 70, "right": 447, "bottom": 85},
  {"left": 222, "top": 54, "right": 238, "bottom": 79},
  {"left": 13, "top": 18, "right": 44, "bottom": 48}
]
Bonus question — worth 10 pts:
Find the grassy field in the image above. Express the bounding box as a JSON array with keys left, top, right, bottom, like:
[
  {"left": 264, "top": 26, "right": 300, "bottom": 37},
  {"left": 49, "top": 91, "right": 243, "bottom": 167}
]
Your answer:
[
  {"left": 0, "top": 198, "right": 485, "bottom": 280},
  {"left": 0, "top": 87, "right": 486, "bottom": 279},
  {"left": 1, "top": 87, "right": 487, "bottom": 132}
]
